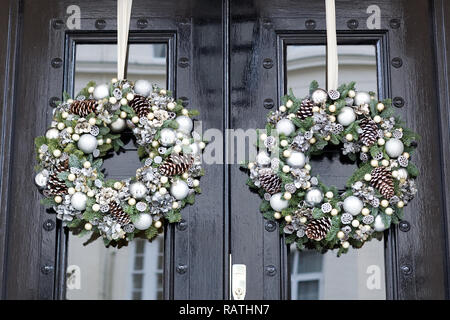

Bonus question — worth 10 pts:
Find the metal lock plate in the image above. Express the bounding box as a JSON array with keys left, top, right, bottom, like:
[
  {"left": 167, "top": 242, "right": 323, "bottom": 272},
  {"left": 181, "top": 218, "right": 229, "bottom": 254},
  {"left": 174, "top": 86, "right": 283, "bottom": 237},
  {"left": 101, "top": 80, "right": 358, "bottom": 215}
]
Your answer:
[{"left": 232, "top": 264, "right": 246, "bottom": 300}]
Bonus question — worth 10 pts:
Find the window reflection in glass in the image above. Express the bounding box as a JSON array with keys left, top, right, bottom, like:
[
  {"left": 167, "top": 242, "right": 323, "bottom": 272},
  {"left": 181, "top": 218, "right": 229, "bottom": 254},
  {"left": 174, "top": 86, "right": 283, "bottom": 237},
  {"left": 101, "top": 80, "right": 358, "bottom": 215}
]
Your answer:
[
  {"left": 287, "top": 45, "right": 386, "bottom": 300},
  {"left": 66, "top": 44, "right": 166, "bottom": 300}
]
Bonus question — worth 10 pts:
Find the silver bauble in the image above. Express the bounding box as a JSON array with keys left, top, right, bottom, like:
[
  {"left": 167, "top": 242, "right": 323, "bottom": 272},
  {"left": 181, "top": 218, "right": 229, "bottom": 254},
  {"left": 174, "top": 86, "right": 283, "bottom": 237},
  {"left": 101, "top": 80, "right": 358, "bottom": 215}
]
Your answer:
[
  {"left": 34, "top": 170, "right": 49, "bottom": 189},
  {"left": 129, "top": 182, "right": 148, "bottom": 200},
  {"left": 175, "top": 116, "right": 193, "bottom": 134},
  {"left": 374, "top": 215, "right": 387, "bottom": 232},
  {"left": 337, "top": 106, "right": 356, "bottom": 126},
  {"left": 133, "top": 80, "right": 152, "bottom": 97},
  {"left": 93, "top": 84, "right": 110, "bottom": 100},
  {"left": 385, "top": 139, "right": 404, "bottom": 158},
  {"left": 276, "top": 118, "right": 295, "bottom": 136},
  {"left": 270, "top": 192, "right": 289, "bottom": 212},
  {"left": 343, "top": 196, "right": 364, "bottom": 216},
  {"left": 77, "top": 134, "right": 98, "bottom": 154},
  {"left": 311, "top": 89, "right": 328, "bottom": 104},
  {"left": 46, "top": 128, "right": 60, "bottom": 140},
  {"left": 354, "top": 91, "right": 371, "bottom": 106},
  {"left": 286, "top": 151, "right": 306, "bottom": 168},
  {"left": 256, "top": 151, "right": 271, "bottom": 167},
  {"left": 71, "top": 192, "right": 87, "bottom": 211},
  {"left": 134, "top": 213, "right": 153, "bottom": 230},
  {"left": 110, "top": 118, "right": 127, "bottom": 133},
  {"left": 159, "top": 128, "right": 176, "bottom": 146},
  {"left": 170, "top": 180, "right": 189, "bottom": 200},
  {"left": 305, "top": 188, "right": 324, "bottom": 206}
]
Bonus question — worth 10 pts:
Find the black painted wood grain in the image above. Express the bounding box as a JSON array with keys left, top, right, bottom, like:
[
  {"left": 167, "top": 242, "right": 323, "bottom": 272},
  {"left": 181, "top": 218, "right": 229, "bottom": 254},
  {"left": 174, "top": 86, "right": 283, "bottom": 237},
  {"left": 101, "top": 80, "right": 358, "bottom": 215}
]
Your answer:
[{"left": 0, "top": 0, "right": 21, "bottom": 299}]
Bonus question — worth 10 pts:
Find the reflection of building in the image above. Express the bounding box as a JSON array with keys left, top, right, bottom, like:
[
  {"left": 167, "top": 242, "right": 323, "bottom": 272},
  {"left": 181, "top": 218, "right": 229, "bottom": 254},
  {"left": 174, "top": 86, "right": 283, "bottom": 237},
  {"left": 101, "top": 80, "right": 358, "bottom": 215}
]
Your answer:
[
  {"left": 287, "top": 45, "right": 385, "bottom": 300},
  {"left": 67, "top": 44, "right": 385, "bottom": 300}
]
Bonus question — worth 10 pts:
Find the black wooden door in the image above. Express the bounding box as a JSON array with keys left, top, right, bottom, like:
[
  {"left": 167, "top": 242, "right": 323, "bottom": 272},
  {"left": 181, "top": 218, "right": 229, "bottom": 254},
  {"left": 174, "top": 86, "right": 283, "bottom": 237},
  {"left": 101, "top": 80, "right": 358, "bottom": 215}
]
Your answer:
[
  {"left": 0, "top": 0, "right": 227, "bottom": 300},
  {"left": 1, "top": 0, "right": 449, "bottom": 300},
  {"left": 229, "top": 0, "right": 450, "bottom": 300}
]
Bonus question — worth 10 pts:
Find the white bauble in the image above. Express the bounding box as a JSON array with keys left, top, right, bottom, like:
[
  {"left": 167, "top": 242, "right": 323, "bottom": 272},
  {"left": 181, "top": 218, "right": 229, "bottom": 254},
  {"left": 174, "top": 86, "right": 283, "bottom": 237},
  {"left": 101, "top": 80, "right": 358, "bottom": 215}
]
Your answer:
[
  {"left": 134, "top": 80, "right": 152, "bottom": 97},
  {"left": 343, "top": 196, "right": 364, "bottom": 216},
  {"left": 159, "top": 128, "right": 176, "bottom": 146},
  {"left": 270, "top": 193, "right": 289, "bottom": 211},
  {"left": 134, "top": 213, "right": 153, "bottom": 230},
  {"left": 354, "top": 91, "right": 371, "bottom": 106},
  {"left": 276, "top": 119, "right": 295, "bottom": 136},
  {"left": 374, "top": 215, "right": 387, "bottom": 232},
  {"left": 129, "top": 182, "right": 147, "bottom": 200},
  {"left": 337, "top": 107, "right": 356, "bottom": 126},
  {"left": 385, "top": 139, "right": 404, "bottom": 158},
  {"left": 110, "top": 118, "right": 127, "bottom": 132},
  {"left": 93, "top": 84, "right": 110, "bottom": 100},
  {"left": 175, "top": 116, "right": 193, "bottom": 134},
  {"left": 46, "top": 128, "right": 60, "bottom": 140},
  {"left": 189, "top": 142, "right": 200, "bottom": 155},
  {"left": 34, "top": 170, "right": 48, "bottom": 189},
  {"left": 397, "top": 168, "right": 408, "bottom": 180},
  {"left": 71, "top": 192, "right": 87, "bottom": 211},
  {"left": 77, "top": 134, "right": 98, "bottom": 154},
  {"left": 311, "top": 89, "right": 328, "bottom": 104},
  {"left": 286, "top": 151, "right": 306, "bottom": 168},
  {"left": 170, "top": 180, "right": 190, "bottom": 200},
  {"left": 305, "top": 188, "right": 323, "bottom": 206},
  {"left": 256, "top": 151, "right": 271, "bottom": 166}
]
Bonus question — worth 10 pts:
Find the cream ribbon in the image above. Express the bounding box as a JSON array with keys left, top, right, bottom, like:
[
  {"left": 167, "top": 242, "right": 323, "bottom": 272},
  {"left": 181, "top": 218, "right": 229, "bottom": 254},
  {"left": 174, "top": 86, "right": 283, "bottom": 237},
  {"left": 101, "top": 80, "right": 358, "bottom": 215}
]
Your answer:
[
  {"left": 117, "top": 0, "right": 133, "bottom": 80},
  {"left": 325, "top": 0, "right": 338, "bottom": 91}
]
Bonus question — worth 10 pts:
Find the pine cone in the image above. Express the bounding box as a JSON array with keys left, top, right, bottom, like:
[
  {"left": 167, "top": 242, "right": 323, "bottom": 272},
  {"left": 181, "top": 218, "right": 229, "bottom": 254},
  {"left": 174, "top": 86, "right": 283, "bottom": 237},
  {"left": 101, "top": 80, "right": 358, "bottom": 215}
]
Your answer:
[
  {"left": 159, "top": 154, "right": 194, "bottom": 176},
  {"left": 129, "top": 95, "right": 151, "bottom": 118},
  {"left": 297, "top": 99, "right": 314, "bottom": 120},
  {"left": 109, "top": 202, "right": 131, "bottom": 225},
  {"left": 69, "top": 99, "right": 98, "bottom": 117},
  {"left": 360, "top": 118, "right": 378, "bottom": 147},
  {"left": 305, "top": 217, "right": 332, "bottom": 241},
  {"left": 47, "top": 159, "right": 69, "bottom": 196},
  {"left": 370, "top": 167, "right": 394, "bottom": 199},
  {"left": 259, "top": 174, "right": 281, "bottom": 195}
]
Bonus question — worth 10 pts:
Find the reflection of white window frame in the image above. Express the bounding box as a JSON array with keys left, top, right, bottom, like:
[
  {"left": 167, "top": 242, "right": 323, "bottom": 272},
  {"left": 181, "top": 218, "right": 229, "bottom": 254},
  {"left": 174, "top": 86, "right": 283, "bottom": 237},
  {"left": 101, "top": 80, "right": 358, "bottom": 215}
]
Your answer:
[
  {"left": 290, "top": 248, "right": 324, "bottom": 300},
  {"left": 129, "top": 238, "right": 164, "bottom": 300}
]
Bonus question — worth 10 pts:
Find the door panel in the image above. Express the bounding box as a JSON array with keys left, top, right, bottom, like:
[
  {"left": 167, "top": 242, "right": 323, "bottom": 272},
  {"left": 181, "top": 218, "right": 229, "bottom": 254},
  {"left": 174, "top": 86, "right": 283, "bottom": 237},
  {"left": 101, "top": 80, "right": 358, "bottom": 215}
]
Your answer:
[
  {"left": 229, "top": 0, "right": 448, "bottom": 300},
  {"left": 2, "top": 0, "right": 225, "bottom": 300}
]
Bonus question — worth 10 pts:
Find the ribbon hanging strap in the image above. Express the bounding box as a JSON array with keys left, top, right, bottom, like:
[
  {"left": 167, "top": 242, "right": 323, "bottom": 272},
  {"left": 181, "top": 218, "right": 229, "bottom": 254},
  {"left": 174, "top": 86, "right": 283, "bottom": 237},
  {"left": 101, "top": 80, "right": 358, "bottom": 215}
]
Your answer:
[
  {"left": 325, "top": 0, "right": 338, "bottom": 91},
  {"left": 117, "top": 0, "right": 133, "bottom": 80}
]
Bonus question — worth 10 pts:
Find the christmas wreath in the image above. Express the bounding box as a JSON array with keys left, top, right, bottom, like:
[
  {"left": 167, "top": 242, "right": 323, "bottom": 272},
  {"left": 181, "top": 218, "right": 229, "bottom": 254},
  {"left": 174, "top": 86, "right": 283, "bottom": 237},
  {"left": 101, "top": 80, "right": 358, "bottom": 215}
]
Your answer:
[
  {"left": 34, "top": 79, "right": 206, "bottom": 247},
  {"left": 242, "top": 81, "right": 419, "bottom": 255}
]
